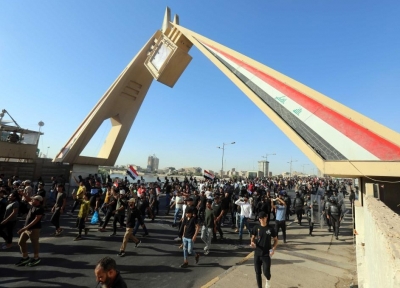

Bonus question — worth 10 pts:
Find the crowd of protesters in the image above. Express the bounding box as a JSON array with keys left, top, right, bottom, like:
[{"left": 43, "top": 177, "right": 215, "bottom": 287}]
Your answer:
[{"left": 0, "top": 172, "right": 353, "bottom": 287}]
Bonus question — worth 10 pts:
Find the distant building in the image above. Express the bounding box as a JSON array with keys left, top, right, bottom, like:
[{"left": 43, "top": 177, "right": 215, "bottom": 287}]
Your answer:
[
  {"left": 258, "top": 160, "right": 269, "bottom": 178},
  {"left": 246, "top": 171, "right": 259, "bottom": 179},
  {"left": 183, "top": 167, "right": 202, "bottom": 174},
  {"left": 147, "top": 154, "right": 159, "bottom": 172}
]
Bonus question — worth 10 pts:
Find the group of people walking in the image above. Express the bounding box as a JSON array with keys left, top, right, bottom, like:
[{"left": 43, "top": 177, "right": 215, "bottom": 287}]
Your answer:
[{"left": 0, "top": 173, "right": 352, "bottom": 288}]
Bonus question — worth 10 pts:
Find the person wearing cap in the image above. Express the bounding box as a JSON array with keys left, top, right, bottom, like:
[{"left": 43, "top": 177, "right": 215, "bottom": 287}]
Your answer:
[
  {"left": 118, "top": 198, "right": 141, "bottom": 257},
  {"left": 180, "top": 206, "right": 200, "bottom": 268},
  {"left": 235, "top": 194, "right": 253, "bottom": 244},
  {"left": 109, "top": 190, "right": 127, "bottom": 237},
  {"left": 272, "top": 191, "right": 288, "bottom": 243},
  {"left": 51, "top": 183, "right": 66, "bottom": 236},
  {"left": 15, "top": 195, "right": 44, "bottom": 267},
  {"left": 250, "top": 211, "right": 278, "bottom": 288},
  {"left": 200, "top": 199, "right": 214, "bottom": 255},
  {"left": 74, "top": 192, "right": 90, "bottom": 241}
]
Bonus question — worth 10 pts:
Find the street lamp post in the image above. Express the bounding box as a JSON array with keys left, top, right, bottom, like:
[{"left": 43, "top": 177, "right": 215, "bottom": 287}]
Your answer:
[
  {"left": 301, "top": 164, "right": 310, "bottom": 175},
  {"left": 47, "top": 146, "right": 50, "bottom": 158},
  {"left": 217, "top": 141, "right": 235, "bottom": 179},
  {"left": 287, "top": 157, "right": 298, "bottom": 177}
]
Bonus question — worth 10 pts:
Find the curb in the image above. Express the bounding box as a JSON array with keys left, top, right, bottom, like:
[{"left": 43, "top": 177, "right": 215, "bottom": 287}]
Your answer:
[{"left": 201, "top": 251, "right": 254, "bottom": 288}]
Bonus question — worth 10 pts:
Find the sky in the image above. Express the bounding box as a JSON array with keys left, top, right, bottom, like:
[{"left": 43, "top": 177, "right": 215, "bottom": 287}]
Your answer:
[{"left": 1, "top": 1, "right": 400, "bottom": 175}]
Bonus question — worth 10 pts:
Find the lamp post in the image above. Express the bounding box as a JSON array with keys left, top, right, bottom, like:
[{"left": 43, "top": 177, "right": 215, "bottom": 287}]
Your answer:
[
  {"left": 287, "top": 157, "right": 298, "bottom": 177},
  {"left": 301, "top": 164, "right": 310, "bottom": 175},
  {"left": 47, "top": 146, "right": 50, "bottom": 158},
  {"left": 262, "top": 153, "right": 276, "bottom": 177},
  {"left": 37, "top": 121, "right": 44, "bottom": 148},
  {"left": 217, "top": 141, "right": 235, "bottom": 179}
]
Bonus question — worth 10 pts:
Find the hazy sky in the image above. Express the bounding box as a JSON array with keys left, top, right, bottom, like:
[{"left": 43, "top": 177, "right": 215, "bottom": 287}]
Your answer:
[{"left": 1, "top": 1, "right": 399, "bottom": 175}]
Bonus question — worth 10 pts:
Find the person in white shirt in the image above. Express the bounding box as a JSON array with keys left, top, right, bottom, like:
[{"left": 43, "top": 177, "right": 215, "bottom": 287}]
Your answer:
[
  {"left": 171, "top": 191, "right": 184, "bottom": 227},
  {"left": 235, "top": 194, "right": 253, "bottom": 244}
]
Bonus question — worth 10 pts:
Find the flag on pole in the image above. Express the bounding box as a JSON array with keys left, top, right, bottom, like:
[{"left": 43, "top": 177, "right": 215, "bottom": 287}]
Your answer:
[
  {"left": 127, "top": 165, "right": 139, "bottom": 180},
  {"left": 204, "top": 170, "right": 215, "bottom": 180}
]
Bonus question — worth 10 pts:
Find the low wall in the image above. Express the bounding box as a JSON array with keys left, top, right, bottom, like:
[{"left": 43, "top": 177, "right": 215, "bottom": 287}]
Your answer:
[{"left": 356, "top": 196, "right": 400, "bottom": 287}]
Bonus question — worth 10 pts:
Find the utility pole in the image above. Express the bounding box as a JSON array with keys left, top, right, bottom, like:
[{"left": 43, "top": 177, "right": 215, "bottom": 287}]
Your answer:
[
  {"left": 301, "top": 164, "right": 310, "bottom": 175},
  {"left": 287, "top": 157, "right": 298, "bottom": 177},
  {"left": 217, "top": 141, "right": 235, "bottom": 179}
]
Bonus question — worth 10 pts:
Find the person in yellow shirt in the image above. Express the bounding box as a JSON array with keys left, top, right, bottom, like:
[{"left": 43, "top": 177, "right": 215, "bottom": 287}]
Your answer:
[
  {"left": 70, "top": 178, "right": 87, "bottom": 215},
  {"left": 74, "top": 193, "right": 90, "bottom": 241}
]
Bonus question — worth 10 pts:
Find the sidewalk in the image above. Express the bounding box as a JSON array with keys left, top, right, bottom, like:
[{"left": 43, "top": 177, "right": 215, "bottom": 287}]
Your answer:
[{"left": 202, "top": 208, "right": 358, "bottom": 288}]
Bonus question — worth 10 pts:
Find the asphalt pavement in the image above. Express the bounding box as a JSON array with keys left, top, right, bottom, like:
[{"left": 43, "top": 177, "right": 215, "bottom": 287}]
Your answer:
[
  {"left": 0, "top": 190, "right": 356, "bottom": 288},
  {"left": 0, "top": 195, "right": 253, "bottom": 288}
]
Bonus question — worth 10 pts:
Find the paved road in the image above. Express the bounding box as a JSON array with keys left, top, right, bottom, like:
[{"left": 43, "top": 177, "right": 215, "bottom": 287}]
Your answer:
[
  {"left": 1, "top": 189, "right": 349, "bottom": 288},
  {"left": 0, "top": 196, "right": 252, "bottom": 288}
]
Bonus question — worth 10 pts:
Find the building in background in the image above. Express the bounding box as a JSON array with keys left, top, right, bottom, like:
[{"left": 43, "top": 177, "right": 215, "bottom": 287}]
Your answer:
[
  {"left": 258, "top": 160, "right": 269, "bottom": 178},
  {"left": 147, "top": 154, "right": 159, "bottom": 172}
]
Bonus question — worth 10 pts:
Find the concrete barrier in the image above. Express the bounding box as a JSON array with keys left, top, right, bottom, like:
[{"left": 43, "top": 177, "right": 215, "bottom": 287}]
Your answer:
[{"left": 355, "top": 197, "right": 400, "bottom": 287}]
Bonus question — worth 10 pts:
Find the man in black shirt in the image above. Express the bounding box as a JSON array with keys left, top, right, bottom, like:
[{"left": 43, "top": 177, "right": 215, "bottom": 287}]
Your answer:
[
  {"left": 212, "top": 195, "right": 224, "bottom": 241},
  {"left": 95, "top": 256, "right": 127, "bottom": 288},
  {"left": 250, "top": 211, "right": 278, "bottom": 288},
  {"left": 99, "top": 188, "right": 117, "bottom": 232},
  {"left": 132, "top": 194, "right": 150, "bottom": 237},
  {"left": 36, "top": 182, "right": 47, "bottom": 209},
  {"left": 16, "top": 195, "right": 44, "bottom": 267},
  {"left": 180, "top": 206, "right": 200, "bottom": 268},
  {"left": 118, "top": 198, "right": 141, "bottom": 257},
  {"left": 51, "top": 183, "right": 66, "bottom": 236},
  {"left": 220, "top": 192, "right": 230, "bottom": 226},
  {"left": 197, "top": 190, "right": 207, "bottom": 223}
]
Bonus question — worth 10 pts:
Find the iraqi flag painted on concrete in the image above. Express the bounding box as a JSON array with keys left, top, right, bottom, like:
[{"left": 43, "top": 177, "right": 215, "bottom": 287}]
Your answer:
[
  {"left": 204, "top": 170, "right": 215, "bottom": 180},
  {"left": 127, "top": 165, "right": 139, "bottom": 180}
]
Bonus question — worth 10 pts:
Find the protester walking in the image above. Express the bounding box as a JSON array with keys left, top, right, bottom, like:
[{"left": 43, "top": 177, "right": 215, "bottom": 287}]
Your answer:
[
  {"left": 51, "top": 183, "right": 66, "bottom": 236},
  {"left": 74, "top": 192, "right": 90, "bottom": 241},
  {"left": 201, "top": 199, "right": 214, "bottom": 255},
  {"left": 235, "top": 194, "right": 253, "bottom": 244},
  {"left": 250, "top": 211, "right": 278, "bottom": 288},
  {"left": 118, "top": 198, "right": 141, "bottom": 257},
  {"left": 272, "top": 192, "right": 287, "bottom": 243},
  {"left": 0, "top": 191, "right": 19, "bottom": 249},
  {"left": 15, "top": 195, "right": 44, "bottom": 267},
  {"left": 180, "top": 206, "right": 200, "bottom": 268}
]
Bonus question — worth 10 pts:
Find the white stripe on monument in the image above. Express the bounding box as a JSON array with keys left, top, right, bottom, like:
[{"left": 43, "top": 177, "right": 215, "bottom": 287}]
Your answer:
[{"left": 205, "top": 44, "right": 379, "bottom": 161}]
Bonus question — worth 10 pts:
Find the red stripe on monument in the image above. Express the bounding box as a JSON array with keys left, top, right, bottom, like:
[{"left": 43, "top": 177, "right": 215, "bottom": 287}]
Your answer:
[{"left": 202, "top": 42, "right": 400, "bottom": 160}]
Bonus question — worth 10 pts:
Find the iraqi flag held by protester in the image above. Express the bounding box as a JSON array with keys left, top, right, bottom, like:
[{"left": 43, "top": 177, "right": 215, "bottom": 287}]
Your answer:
[
  {"left": 127, "top": 165, "right": 139, "bottom": 180},
  {"left": 204, "top": 170, "right": 215, "bottom": 180}
]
